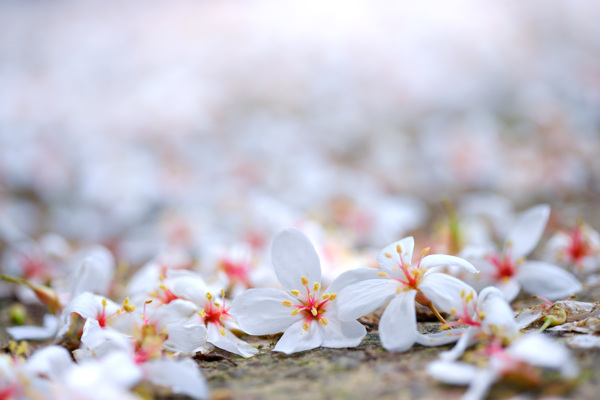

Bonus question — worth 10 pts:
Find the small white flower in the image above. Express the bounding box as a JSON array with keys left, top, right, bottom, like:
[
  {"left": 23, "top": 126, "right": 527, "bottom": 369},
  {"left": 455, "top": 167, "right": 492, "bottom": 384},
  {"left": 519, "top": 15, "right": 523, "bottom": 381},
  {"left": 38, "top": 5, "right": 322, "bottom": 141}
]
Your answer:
[
  {"left": 428, "top": 334, "right": 578, "bottom": 400},
  {"left": 336, "top": 236, "right": 478, "bottom": 352},
  {"left": 546, "top": 222, "right": 600, "bottom": 274},
  {"left": 462, "top": 204, "right": 582, "bottom": 302},
  {"left": 230, "top": 228, "right": 366, "bottom": 354}
]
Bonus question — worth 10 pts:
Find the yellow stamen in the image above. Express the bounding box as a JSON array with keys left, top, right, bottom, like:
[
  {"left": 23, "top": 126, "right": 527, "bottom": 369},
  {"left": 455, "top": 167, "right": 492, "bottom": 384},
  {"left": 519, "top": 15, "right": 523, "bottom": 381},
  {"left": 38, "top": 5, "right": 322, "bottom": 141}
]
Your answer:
[
  {"left": 421, "top": 247, "right": 430, "bottom": 256},
  {"left": 123, "top": 297, "right": 135, "bottom": 312},
  {"left": 460, "top": 289, "right": 466, "bottom": 299},
  {"left": 291, "top": 309, "right": 300, "bottom": 316},
  {"left": 219, "top": 328, "right": 226, "bottom": 336},
  {"left": 311, "top": 307, "right": 318, "bottom": 316},
  {"left": 384, "top": 252, "right": 392, "bottom": 258},
  {"left": 378, "top": 271, "right": 388, "bottom": 277},
  {"left": 301, "top": 276, "right": 309, "bottom": 286},
  {"left": 303, "top": 322, "right": 310, "bottom": 331},
  {"left": 282, "top": 300, "right": 293, "bottom": 307},
  {"left": 465, "top": 290, "right": 474, "bottom": 303},
  {"left": 319, "top": 317, "right": 328, "bottom": 326},
  {"left": 102, "top": 299, "right": 107, "bottom": 308},
  {"left": 329, "top": 293, "right": 337, "bottom": 301},
  {"left": 322, "top": 294, "right": 330, "bottom": 300},
  {"left": 214, "top": 302, "right": 220, "bottom": 307},
  {"left": 198, "top": 309, "right": 206, "bottom": 318},
  {"left": 221, "top": 289, "right": 225, "bottom": 298},
  {"left": 159, "top": 284, "right": 168, "bottom": 291},
  {"left": 396, "top": 244, "right": 403, "bottom": 254},
  {"left": 206, "top": 292, "right": 213, "bottom": 301},
  {"left": 291, "top": 290, "right": 300, "bottom": 296},
  {"left": 145, "top": 300, "right": 153, "bottom": 304},
  {"left": 313, "top": 282, "right": 321, "bottom": 291}
]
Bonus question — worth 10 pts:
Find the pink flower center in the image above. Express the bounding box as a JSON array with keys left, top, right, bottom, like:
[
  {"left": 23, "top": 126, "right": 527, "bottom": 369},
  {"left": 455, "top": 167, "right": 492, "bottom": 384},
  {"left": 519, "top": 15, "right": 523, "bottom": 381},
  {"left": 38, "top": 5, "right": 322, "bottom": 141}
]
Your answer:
[
  {"left": 488, "top": 251, "right": 516, "bottom": 280},
  {"left": 567, "top": 226, "right": 591, "bottom": 263},
  {"left": 202, "top": 296, "right": 231, "bottom": 328},
  {"left": 284, "top": 277, "right": 335, "bottom": 330},
  {"left": 219, "top": 257, "right": 252, "bottom": 287}
]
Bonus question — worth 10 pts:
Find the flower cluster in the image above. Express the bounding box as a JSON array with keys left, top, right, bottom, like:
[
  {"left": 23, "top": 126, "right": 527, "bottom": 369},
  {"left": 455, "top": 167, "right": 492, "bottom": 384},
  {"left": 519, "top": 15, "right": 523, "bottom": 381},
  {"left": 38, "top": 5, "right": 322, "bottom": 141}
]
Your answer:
[{"left": 1, "top": 200, "right": 598, "bottom": 399}]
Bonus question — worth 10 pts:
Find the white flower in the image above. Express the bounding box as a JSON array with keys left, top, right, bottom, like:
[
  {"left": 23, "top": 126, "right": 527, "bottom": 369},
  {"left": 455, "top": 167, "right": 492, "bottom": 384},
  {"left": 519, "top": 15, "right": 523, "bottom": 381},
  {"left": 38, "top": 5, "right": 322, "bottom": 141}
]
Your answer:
[
  {"left": 440, "top": 287, "right": 518, "bottom": 361},
  {"left": 462, "top": 204, "right": 581, "bottom": 302},
  {"left": 428, "top": 334, "right": 578, "bottom": 400},
  {"left": 230, "top": 228, "right": 366, "bottom": 354},
  {"left": 545, "top": 222, "right": 600, "bottom": 274},
  {"left": 336, "top": 236, "right": 478, "bottom": 352}
]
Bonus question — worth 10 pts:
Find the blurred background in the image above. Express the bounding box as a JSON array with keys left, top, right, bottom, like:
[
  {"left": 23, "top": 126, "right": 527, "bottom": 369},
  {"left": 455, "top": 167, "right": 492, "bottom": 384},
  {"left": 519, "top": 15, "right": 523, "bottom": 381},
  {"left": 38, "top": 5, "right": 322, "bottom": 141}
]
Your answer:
[{"left": 1, "top": 0, "right": 599, "bottom": 266}]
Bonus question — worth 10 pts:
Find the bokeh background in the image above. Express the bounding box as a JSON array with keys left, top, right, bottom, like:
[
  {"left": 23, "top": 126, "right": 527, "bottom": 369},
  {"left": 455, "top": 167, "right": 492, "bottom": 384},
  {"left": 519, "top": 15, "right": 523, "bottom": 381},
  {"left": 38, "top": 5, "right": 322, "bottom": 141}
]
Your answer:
[{"left": 1, "top": 0, "right": 599, "bottom": 266}]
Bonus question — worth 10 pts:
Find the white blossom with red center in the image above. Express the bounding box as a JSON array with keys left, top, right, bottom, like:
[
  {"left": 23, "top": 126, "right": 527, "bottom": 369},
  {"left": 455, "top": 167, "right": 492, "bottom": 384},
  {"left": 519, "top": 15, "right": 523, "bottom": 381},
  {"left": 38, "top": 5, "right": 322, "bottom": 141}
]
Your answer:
[
  {"left": 440, "top": 287, "right": 518, "bottom": 362},
  {"left": 428, "top": 334, "right": 578, "bottom": 400},
  {"left": 336, "top": 236, "right": 478, "bottom": 352},
  {"left": 230, "top": 228, "right": 366, "bottom": 354},
  {"left": 462, "top": 204, "right": 582, "bottom": 302},
  {"left": 546, "top": 222, "right": 600, "bottom": 274}
]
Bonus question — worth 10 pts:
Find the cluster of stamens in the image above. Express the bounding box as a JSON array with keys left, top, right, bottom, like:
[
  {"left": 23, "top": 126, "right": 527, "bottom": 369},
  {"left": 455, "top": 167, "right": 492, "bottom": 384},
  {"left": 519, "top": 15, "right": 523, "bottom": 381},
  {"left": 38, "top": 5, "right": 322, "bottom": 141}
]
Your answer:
[
  {"left": 449, "top": 289, "right": 482, "bottom": 328},
  {"left": 219, "top": 256, "right": 252, "bottom": 287},
  {"left": 487, "top": 246, "right": 521, "bottom": 280},
  {"left": 200, "top": 290, "right": 231, "bottom": 336},
  {"left": 566, "top": 225, "right": 592, "bottom": 264},
  {"left": 378, "top": 244, "right": 429, "bottom": 293},
  {"left": 282, "top": 276, "right": 335, "bottom": 331},
  {"left": 98, "top": 297, "right": 136, "bottom": 327}
]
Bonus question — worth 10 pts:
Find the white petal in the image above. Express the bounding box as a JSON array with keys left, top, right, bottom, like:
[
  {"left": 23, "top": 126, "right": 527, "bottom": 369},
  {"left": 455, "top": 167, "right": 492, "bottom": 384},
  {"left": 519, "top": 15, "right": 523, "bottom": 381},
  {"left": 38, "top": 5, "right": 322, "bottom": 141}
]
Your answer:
[
  {"left": 319, "top": 316, "right": 366, "bottom": 349},
  {"left": 271, "top": 228, "right": 322, "bottom": 292},
  {"left": 326, "top": 267, "right": 382, "bottom": 295},
  {"left": 517, "top": 261, "right": 582, "bottom": 300},
  {"left": 168, "top": 274, "right": 210, "bottom": 306},
  {"left": 427, "top": 360, "right": 478, "bottom": 385},
  {"left": 69, "top": 246, "right": 115, "bottom": 298},
  {"left": 206, "top": 324, "right": 258, "bottom": 358},
  {"left": 421, "top": 254, "right": 478, "bottom": 274},
  {"left": 273, "top": 319, "right": 323, "bottom": 354},
  {"left": 24, "top": 345, "right": 73, "bottom": 381},
  {"left": 514, "top": 307, "right": 544, "bottom": 330},
  {"left": 419, "top": 273, "right": 477, "bottom": 314},
  {"left": 151, "top": 299, "right": 197, "bottom": 330},
  {"left": 376, "top": 237, "right": 414, "bottom": 274},
  {"left": 463, "top": 369, "right": 498, "bottom": 400},
  {"left": 336, "top": 278, "right": 398, "bottom": 321},
  {"left": 7, "top": 314, "right": 58, "bottom": 341},
  {"left": 415, "top": 328, "right": 466, "bottom": 347},
  {"left": 439, "top": 327, "right": 479, "bottom": 361},
  {"left": 495, "top": 278, "right": 521, "bottom": 303},
  {"left": 477, "top": 287, "right": 518, "bottom": 338},
  {"left": 379, "top": 290, "right": 418, "bottom": 352},
  {"left": 504, "top": 204, "right": 550, "bottom": 260},
  {"left": 58, "top": 292, "right": 119, "bottom": 337},
  {"left": 507, "top": 334, "right": 578, "bottom": 378},
  {"left": 164, "top": 321, "right": 208, "bottom": 354},
  {"left": 229, "top": 288, "right": 301, "bottom": 335},
  {"left": 80, "top": 319, "right": 133, "bottom": 357},
  {"left": 142, "top": 358, "right": 209, "bottom": 400}
]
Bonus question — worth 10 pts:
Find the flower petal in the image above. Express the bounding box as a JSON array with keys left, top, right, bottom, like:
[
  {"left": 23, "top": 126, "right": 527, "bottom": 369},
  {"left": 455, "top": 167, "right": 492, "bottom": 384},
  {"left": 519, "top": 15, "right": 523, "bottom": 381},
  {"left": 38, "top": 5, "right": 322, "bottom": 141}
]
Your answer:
[
  {"left": 504, "top": 204, "right": 550, "bottom": 260},
  {"left": 514, "top": 306, "right": 545, "bottom": 330},
  {"left": 507, "top": 334, "right": 578, "bottom": 378},
  {"left": 326, "top": 267, "right": 382, "bottom": 295},
  {"left": 142, "top": 358, "right": 209, "bottom": 400},
  {"left": 319, "top": 314, "right": 366, "bottom": 349},
  {"left": 273, "top": 319, "right": 323, "bottom": 354},
  {"left": 421, "top": 254, "right": 478, "bottom": 274},
  {"left": 58, "top": 292, "right": 119, "bottom": 337},
  {"left": 379, "top": 290, "right": 417, "bottom": 352},
  {"left": 495, "top": 278, "right": 521, "bottom": 303},
  {"left": 6, "top": 313, "right": 58, "bottom": 341},
  {"left": 419, "top": 273, "right": 477, "bottom": 314},
  {"left": 151, "top": 299, "right": 198, "bottom": 330},
  {"left": 415, "top": 328, "right": 466, "bottom": 347},
  {"left": 164, "top": 321, "right": 208, "bottom": 354},
  {"left": 439, "top": 327, "right": 479, "bottom": 361},
  {"left": 477, "top": 287, "right": 518, "bottom": 338},
  {"left": 376, "top": 237, "right": 414, "bottom": 274},
  {"left": 230, "top": 288, "right": 301, "bottom": 335},
  {"left": 336, "top": 278, "right": 398, "bottom": 321},
  {"left": 271, "top": 228, "right": 322, "bottom": 292},
  {"left": 207, "top": 324, "right": 258, "bottom": 358},
  {"left": 427, "top": 360, "right": 478, "bottom": 385},
  {"left": 517, "top": 261, "right": 582, "bottom": 300}
]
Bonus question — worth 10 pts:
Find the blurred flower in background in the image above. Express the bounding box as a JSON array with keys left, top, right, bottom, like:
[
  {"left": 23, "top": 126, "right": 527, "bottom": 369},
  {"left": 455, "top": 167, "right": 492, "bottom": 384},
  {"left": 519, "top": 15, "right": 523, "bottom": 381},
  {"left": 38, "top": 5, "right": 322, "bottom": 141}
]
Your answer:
[{"left": 0, "top": 0, "right": 599, "bottom": 270}]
